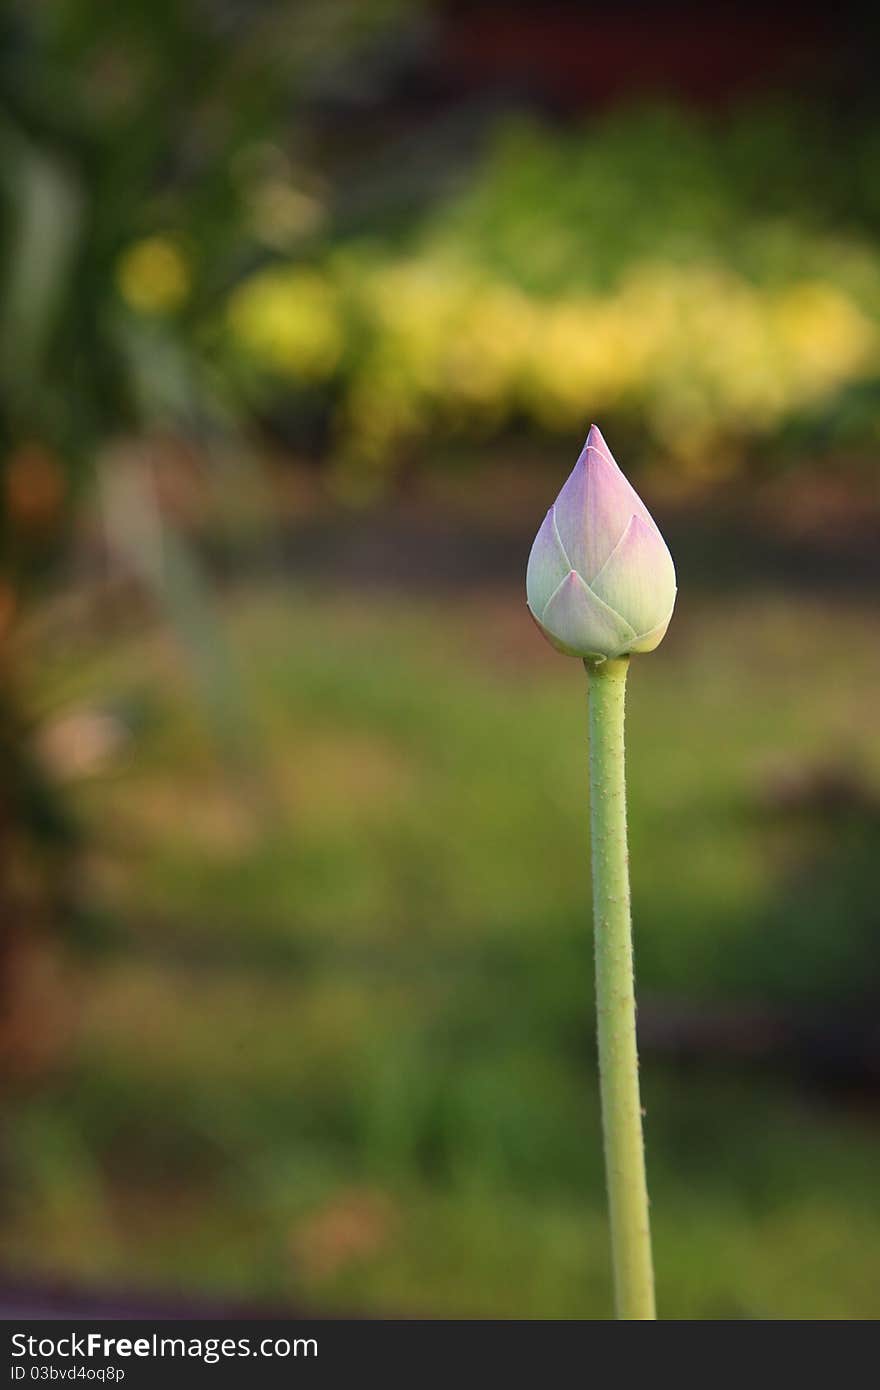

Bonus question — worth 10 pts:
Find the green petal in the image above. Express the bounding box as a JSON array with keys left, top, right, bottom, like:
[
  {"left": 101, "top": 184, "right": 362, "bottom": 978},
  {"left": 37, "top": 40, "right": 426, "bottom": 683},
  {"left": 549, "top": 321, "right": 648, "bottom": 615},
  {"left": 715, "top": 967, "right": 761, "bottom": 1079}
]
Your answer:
[
  {"left": 540, "top": 570, "right": 635, "bottom": 659},
  {"left": 590, "top": 514, "right": 676, "bottom": 638}
]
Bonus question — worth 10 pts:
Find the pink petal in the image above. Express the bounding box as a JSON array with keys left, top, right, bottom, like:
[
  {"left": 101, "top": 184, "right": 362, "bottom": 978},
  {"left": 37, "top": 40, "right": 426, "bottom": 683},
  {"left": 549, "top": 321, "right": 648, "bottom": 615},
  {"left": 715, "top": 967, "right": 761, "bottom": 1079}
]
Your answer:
[
  {"left": 585, "top": 422, "right": 614, "bottom": 460},
  {"left": 553, "top": 438, "right": 659, "bottom": 583}
]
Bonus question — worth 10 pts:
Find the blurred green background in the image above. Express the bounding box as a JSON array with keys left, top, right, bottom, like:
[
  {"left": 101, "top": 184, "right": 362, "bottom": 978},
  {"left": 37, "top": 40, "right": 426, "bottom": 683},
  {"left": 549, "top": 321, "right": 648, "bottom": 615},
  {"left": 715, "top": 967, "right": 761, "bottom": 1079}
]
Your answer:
[{"left": 1, "top": 0, "right": 879, "bottom": 1319}]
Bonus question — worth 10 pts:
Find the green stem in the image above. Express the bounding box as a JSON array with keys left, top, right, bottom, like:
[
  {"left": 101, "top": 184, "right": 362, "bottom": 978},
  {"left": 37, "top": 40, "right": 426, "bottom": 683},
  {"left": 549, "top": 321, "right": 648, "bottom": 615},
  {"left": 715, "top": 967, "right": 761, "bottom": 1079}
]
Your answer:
[{"left": 585, "top": 655, "right": 656, "bottom": 1320}]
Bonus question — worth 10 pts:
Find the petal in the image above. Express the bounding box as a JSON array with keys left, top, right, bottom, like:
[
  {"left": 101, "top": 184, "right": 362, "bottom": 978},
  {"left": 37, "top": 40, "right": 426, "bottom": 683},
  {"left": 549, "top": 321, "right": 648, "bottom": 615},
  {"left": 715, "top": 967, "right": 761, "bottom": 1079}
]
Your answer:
[
  {"left": 553, "top": 437, "right": 659, "bottom": 583},
  {"left": 585, "top": 422, "right": 614, "bottom": 460},
  {"left": 526, "top": 505, "right": 570, "bottom": 617},
  {"left": 538, "top": 570, "right": 635, "bottom": 659},
  {"left": 629, "top": 605, "right": 675, "bottom": 653},
  {"left": 590, "top": 514, "right": 677, "bottom": 638}
]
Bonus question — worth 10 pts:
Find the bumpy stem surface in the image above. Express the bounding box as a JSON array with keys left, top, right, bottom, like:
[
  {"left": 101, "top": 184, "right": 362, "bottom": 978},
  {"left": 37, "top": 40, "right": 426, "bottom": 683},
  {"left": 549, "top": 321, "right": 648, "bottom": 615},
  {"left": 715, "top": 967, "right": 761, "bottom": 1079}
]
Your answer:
[{"left": 586, "top": 656, "right": 656, "bottom": 1320}]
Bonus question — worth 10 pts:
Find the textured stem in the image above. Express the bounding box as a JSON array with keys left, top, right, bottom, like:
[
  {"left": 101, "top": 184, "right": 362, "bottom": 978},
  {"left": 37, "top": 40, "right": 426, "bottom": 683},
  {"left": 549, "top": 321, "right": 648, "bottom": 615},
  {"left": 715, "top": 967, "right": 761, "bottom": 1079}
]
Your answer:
[{"left": 586, "top": 656, "right": 656, "bottom": 1320}]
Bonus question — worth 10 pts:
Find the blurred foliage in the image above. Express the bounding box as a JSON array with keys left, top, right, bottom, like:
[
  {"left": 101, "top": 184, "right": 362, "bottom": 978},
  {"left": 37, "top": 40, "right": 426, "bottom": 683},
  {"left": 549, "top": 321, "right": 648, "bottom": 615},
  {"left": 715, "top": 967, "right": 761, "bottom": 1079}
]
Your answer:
[
  {"left": 5, "top": 6, "right": 880, "bottom": 505},
  {"left": 0, "top": 0, "right": 414, "bottom": 1056},
  {"left": 224, "top": 105, "right": 880, "bottom": 493},
  {"left": 0, "top": 0, "right": 413, "bottom": 589}
]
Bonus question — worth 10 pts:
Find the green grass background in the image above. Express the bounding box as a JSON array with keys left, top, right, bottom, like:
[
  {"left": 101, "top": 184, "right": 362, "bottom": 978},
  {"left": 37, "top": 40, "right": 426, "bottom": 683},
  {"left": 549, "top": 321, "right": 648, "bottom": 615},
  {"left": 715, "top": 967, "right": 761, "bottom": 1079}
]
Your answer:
[{"left": 6, "top": 582, "right": 880, "bottom": 1318}]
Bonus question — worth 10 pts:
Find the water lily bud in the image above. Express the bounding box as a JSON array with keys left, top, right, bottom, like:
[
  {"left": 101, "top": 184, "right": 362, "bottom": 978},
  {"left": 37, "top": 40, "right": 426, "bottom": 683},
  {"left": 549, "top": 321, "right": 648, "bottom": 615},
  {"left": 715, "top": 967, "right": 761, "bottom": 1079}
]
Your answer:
[{"left": 527, "top": 426, "right": 676, "bottom": 660}]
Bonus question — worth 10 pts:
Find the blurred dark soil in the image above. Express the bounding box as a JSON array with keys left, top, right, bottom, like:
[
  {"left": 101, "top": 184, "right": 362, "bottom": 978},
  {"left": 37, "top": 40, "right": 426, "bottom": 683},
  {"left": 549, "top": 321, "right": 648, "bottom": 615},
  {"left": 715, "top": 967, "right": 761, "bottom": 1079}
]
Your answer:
[{"left": 204, "top": 461, "right": 880, "bottom": 597}]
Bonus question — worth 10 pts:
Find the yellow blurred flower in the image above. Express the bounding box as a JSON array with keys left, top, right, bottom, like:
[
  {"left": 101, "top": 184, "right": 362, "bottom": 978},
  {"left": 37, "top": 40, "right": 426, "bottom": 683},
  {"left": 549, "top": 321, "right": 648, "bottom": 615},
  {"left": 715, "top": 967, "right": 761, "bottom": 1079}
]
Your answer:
[
  {"left": 116, "top": 235, "right": 191, "bottom": 315},
  {"left": 773, "top": 282, "right": 876, "bottom": 399},
  {"left": 227, "top": 268, "right": 343, "bottom": 380}
]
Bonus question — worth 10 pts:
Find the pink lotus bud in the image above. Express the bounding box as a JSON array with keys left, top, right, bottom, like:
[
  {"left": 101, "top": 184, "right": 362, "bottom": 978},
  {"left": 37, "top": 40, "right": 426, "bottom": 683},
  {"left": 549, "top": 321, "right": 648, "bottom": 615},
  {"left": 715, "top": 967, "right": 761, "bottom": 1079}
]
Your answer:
[{"left": 526, "top": 426, "right": 676, "bottom": 660}]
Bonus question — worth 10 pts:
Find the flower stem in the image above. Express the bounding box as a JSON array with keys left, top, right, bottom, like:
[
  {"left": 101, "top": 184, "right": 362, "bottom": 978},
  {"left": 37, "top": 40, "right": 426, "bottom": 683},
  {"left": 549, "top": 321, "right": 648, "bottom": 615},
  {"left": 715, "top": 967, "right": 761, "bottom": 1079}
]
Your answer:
[{"left": 585, "top": 655, "right": 656, "bottom": 1320}]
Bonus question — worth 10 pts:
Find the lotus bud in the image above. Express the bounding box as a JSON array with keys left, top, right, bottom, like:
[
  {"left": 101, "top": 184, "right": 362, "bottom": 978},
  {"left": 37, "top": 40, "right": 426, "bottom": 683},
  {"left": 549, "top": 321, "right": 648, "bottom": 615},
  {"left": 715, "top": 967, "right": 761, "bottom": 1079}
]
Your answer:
[{"left": 526, "top": 425, "right": 676, "bottom": 660}]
